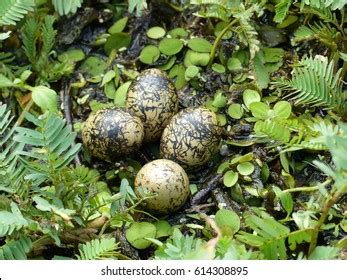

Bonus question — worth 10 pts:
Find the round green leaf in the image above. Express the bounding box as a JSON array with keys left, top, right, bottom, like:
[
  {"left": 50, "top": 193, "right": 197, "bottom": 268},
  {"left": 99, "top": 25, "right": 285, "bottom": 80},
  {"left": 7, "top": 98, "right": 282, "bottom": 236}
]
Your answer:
[
  {"left": 32, "top": 86, "right": 58, "bottom": 112},
  {"left": 273, "top": 100, "right": 292, "bottom": 119},
  {"left": 147, "top": 26, "right": 166, "bottom": 39},
  {"left": 79, "top": 56, "right": 107, "bottom": 77},
  {"left": 154, "top": 220, "right": 172, "bottom": 238},
  {"left": 228, "top": 103, "right": 243, "bottom": 119},
  {"left": 187, "top": 38, "right": 212, "bottom": 53},
  {"left": 104, "top": 33, "right": 131, "bottom": 55},
  {"left": 185, "top": 65, "right": 199, "bottom": 80},
  {"left": 125, "top": 222, "right": 157, "bottom": 250},
  {"left": 212, "top": 63, "right": 226, "bottom": 73},
  {"left": 215, "top": 209, "right": 240, "bottom": 236},
  {"left": 227, "top": 57, "right": 242, "bottom": 72},
  {"left": 184, "top": 50, "right": 210, "bottom": 67},
  {"left": 212, "top": 91, "right": 227, "bottom": 108},
  {"left": 243, "top": 89, "right": 261, "bottom": 109},
  {"left": 217, "top": 113, "right": 227, "bottom": 126},
  {"left": 58, "top": 49, "right": 85, "bottom": 63},
  {"left": 237, "top": 162, "right": 255, "bottom": 176},
  {"left": 159, "top": 38, "right": 183, "bottom": 56},
  {"left": 249, "top": 102, "right": 270, "bottom": 119},
  {"left": 223, "top": 170, "right": 239, "bottom": 187},
  {"left": 168, "top": 28, "right": 188, "bottom": 38},
  {"left": 139, "top": 45, "right": 160, "bottom": 64}
]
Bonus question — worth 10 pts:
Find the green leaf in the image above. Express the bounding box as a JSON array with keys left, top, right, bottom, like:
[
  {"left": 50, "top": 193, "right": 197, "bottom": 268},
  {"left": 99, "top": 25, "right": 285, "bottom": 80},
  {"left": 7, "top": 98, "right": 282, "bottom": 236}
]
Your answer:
[
  {"left": 253, "top": 51, "right": 270, "bottom": 89},
  {"left": 237, "top": 162, "right": 254, "bottom": 176},
  {"left": 31, "top": 86, "right": 58, "bottom": 112},
  {"left": 168, "top": 28, "right": 188, "bottom": 38},
  {"left": 104, "top": 33, "right": 131, "bottom": 55},
  {"left": 108, "top": 17, "right": 128, "bottom": 34},
  {"left": 159, "top": 38, "right": 183, "bottom": 56},
  {"left": 227, "top": 57, "right": 242, "bottom": 72},
  {"left": 249, "top": 102, "right": 269, "bottom": 119},
  {"left": 101, "top": 70, "right": 116, "bottom": 87},
  {"left": 126, "top": 222, "right": 157, "bottom": 250},
  {"left": 215, "top": 209, "right": 241, "bottom": 236},
  {"left": 274, "top": 101, "right": 291, "bottom": 119},
  {"left": 308, "top": 246, "right": 340, "bottom": 260},
  {"left": 154, "top": 220, "right": 172, "bottom": 238},
  {"left": 58, "top": 49, "right": 85, "bottom": 63},
  {"left": 212, "top": 63, "right": 226, "bottom": 73},
  {"left": 223, "top": 170, "right": 238, "bottom": 187},
  {"left": 0, "top": 74, "right": 13, "bottom": 88},
  {"left": 79, "top": 56, "right": 107, "bottom": 77},
  {"left": 227, "top": 104, "right": 243, "bottom": 119},
  {"left": 114, "top": 81, "right": 131, "bottom": 107},
  {"left": 212, "top": 91, "right": 227, "bottom": 108},
  {"left": 147, "top": 26, "right": 166, "bottom": 39},
  {"left": 185, "top": 65, "right": 199, "bottom": 81},
  {"left": 139, "top": 45, "right": 160, "bottom": 64},
  {"left": 184, "top": 50, "right": 210, "bottom": 67},
  {"left": 187, "top": 38, "right": 212, "bottom": 53},
  {"left": 273, "top": 186, "right": 293, "bottom": 215},
  {"left": 243, "top": 89, "right": 261, "bottom": 109}
]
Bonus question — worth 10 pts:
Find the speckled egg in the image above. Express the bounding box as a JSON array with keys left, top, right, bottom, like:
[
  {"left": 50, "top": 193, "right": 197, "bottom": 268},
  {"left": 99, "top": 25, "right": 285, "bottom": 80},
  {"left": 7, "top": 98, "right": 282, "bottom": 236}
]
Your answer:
[
  {"left": 160, "top": 107, "right": 221, "bottom": 168},
  {"left": 134, "top": 159, "right": 190, "bottom": 215},
  {"left": 82, "top": 108, "right": 144, "bottom": 161},
  {"left": 126, "top": 68, "right": 178, "bottom": 142}
]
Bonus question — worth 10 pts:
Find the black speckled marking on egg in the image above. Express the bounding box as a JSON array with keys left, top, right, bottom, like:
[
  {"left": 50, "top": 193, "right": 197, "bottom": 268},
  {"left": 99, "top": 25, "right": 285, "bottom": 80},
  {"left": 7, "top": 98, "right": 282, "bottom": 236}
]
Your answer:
[
  {"left": 126, "top": 69, "right": 178, "bottom": 142},
  {"left": 160, "top": 107, "right": 221, "bottom": 168},
  {"left": 134, "top": 159, "right": 190, "bottom": 215},
  {"left": 82, "top": 108, "right": 144, "bottom": 161}
]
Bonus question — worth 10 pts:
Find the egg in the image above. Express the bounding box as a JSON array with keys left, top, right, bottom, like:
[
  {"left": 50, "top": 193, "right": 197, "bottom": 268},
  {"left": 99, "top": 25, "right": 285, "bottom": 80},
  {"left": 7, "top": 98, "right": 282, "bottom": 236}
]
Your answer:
[
  {"left": 82, "top": 108, "right": 144, "bottom": 161},
  {"left": 160, "top": 107, "right": 221, "bottom": 168},
  {"left": 134, "top": 159, "right": 190, "bottom": 215},
  {"left": 126, "top": 68, "right": 178, "bottom": 142}
]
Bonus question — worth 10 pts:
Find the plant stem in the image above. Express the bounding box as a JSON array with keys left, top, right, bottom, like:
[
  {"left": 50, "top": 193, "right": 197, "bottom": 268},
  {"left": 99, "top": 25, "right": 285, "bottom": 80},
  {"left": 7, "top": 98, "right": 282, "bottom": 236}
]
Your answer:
[
  {"left": 15, "top": 99, "right": 34, "bottom": 127},
  {"left": 283, "top": 179, "right": 332, "bottom": 193},
  {"left": 208, "top": 18, "right": 238, "bottom": 67},
  {"left": 308, "top": 191, "right": 343, "bottom": 256}
]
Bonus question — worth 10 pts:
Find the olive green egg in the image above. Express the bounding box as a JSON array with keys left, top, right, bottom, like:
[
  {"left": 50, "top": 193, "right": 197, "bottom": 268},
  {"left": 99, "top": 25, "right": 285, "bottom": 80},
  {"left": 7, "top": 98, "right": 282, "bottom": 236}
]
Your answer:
[
  {"left": 82, "top": 108, "right": 144, "bottom": 161},
  {"left": 160, "top": 107, "right": 221, "bottom": 168},
  {"left": 134, "top": 159, "right": 190, "bottom": 215},
  {"left": 126, "top": 68, "right": 178, "bottom": 142}
]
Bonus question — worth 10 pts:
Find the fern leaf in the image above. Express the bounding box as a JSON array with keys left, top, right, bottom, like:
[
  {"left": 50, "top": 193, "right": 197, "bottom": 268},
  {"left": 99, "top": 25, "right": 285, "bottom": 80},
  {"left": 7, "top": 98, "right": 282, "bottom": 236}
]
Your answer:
[
  {"left": 52, "top": 0, "right": 83, "bottom": 16},
  {"left": 41, "top": 15, "right": 56, "bottom": 56},
  {"left": 233, "top": 19, "right": 260, "bottom": 59},
  {"left": 14, "top": 113, "right": 81, "bottom": 186},
  {"left": 274, "top": 0, "right": 292, "bottom": 23},
  {"left": 0, "top": 203, "right": 28, "bottom": 237},
  {"left": 0, "top": 104, "right": 26, "bottom": 193},
  {"left": 21, "top": 17, "right": 39, "bottom": 64},
  {"left": 0, "top": 236, "right": 32, "bottom": 260},
  {"left": 254, "top": 121, "right": 291, "bottom": 143},
  {"left": 77, "top": 238, "right": 119, "bottom": 260},
  {"left": 273, "top": 56, "right": 345, "bottom": 111},
  {"left": 0, "top": 0, "right": 35, "bottom": 26},
  {"left": 236, "top": 212, "right": 290, "bottom": 259}
]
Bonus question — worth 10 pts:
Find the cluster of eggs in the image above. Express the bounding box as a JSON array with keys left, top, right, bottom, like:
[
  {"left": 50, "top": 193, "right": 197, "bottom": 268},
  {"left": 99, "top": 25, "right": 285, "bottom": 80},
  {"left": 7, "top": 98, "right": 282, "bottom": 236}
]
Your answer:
[{"left": 82, "top": 69, "right": 221, "bottom": 215}]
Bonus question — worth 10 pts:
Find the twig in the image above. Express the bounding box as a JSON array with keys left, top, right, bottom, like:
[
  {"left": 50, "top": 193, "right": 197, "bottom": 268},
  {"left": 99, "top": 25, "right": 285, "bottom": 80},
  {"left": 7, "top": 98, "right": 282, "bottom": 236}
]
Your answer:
[
  {"left": 190, "top": 174, "right": 223, "bottom": 206},
  {"left": 60, "top": 79, "right": 81, "bottom": 166}
]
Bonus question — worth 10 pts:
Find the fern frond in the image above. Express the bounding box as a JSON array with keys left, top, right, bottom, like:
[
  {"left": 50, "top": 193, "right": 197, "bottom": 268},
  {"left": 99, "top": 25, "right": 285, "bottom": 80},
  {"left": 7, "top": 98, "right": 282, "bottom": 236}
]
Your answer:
[
  {"left": 14, "top": 113, "right": 81, "bottom": 186},
  {"left": 52, "top": 0, "right": 83, "bottom": 16},
  {"left": 41, "top": 15, "right": 56, "bottom": 56},
  {"left": 0, "top": 203, "right": 28, "bottom": 237},
  {"left": 274, "top": 0, "right": 292, "bottom": 23},
  {"left": 293, "top": 22, "right": 338, "bottom": 50},
  {"left": 0, "top": 0, "right": 35, "bottom": 26},
  {"left": 0, "top": 104, "right": 26, "bottom": 193},
  {"left": 21, "top": 17, "right": 39, "bottom": 64},
  {"left": 254, "top": 120, "right": 291, "bottom": 143},
  {"left": 77, "top": 238, "right": 120, "bottom": 260},
  {"left": 273, "top": 56, "right": 345, "bottom": 111},
  {"left": 0, "top": 236, "right": 32, "bottom": 260}
]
